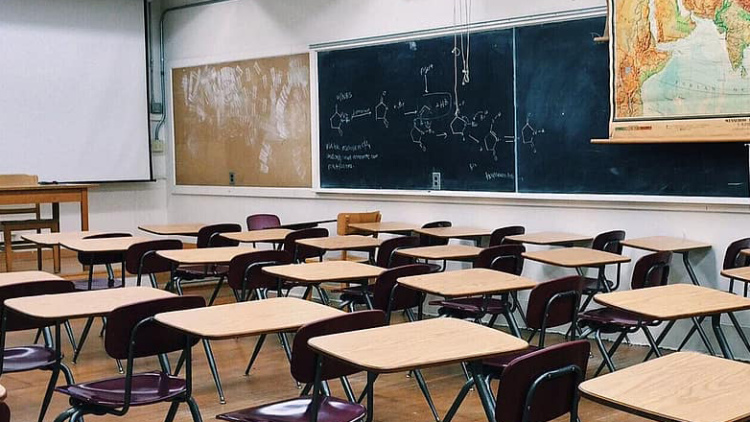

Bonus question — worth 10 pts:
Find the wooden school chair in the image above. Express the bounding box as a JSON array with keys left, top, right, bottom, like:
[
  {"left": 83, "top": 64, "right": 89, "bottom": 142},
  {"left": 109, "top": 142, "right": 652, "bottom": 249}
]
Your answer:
[
  {"left": 217, "top": 310, "right": 386, "bottom": 422},
  {"left": 578, "top": 251, "right": 672, "bottom": 375},
  {"left": 330, "top": 211, "right": 381, "bottom": 262},
  {"left": 53, "top": 296, "right": 205, "bottom": 422},
  {"left": 0, "top": 280, "right": 76, "bottom": 422},
  {"left": 0, "top": 174, "right": 59, "bottom": 272}
]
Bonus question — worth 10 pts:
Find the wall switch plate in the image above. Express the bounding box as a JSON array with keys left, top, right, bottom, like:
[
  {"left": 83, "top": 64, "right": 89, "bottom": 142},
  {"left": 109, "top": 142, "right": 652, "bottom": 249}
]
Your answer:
[
  {"left": 229, "top": 171, "right": 236, "bottom": 185},
  {"left": 432, "top": 171, "right": 441, "bottom": 190}
]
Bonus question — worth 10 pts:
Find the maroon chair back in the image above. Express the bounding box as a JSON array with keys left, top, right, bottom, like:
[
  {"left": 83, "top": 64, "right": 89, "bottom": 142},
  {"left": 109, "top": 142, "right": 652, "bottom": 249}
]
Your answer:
[
  {"left": 489, "top": 226, "right": 525, "bottom": 246},
  {"left": 290, "top": 310, "right": 386, "bottom": 383},
  {"left": 475, "top": 244, "right": 525, "bottom": 275},
  {"left": 283, "top": 228, "right": 329, "bottom": 263},
  {"left": 105, "top": 296, "right": 205, "bottom": 360},
  {"left": 495, "top": 340, "right": 590, "bottom": 422},
  {"left": 525, "top": 276, "right": 583, "bottom": 342},
  {"left": 723, "top": 238, "right": 750, "bottom": 270},
  {"left": 227, "top": 250, "right": 292, "bottom": 291},
  {"left": 418, "top": 221, "right": 452, "bottom": 247},
  {"left": 125, "top": 239, "right": 183, "bottom": 276},
  {"left": 0, "top": 402, "right": 8, "bottom": 422},
  {"left": 631, "top": 251, "right": 672, "bottom": 290},
  {"left": 592, "top": 230, "right": 626, "bottom": 254},
  {"left": 372, "top": 264, "right": 431, "bottom": 314},
  {"left": 77, "top": 232, "right": 133, "bottom": 266},
  {"left": 0, "top": 280, "right": 75, "bottom": 332},
  {"left": 196, "top": 223, "right": 241, "bottom": 249},
  {"left": 246, "top": 214, "right": 281, "bottom": 231},
  {"left": 376, "top": 236, "right": 420, "bottom": 268}
]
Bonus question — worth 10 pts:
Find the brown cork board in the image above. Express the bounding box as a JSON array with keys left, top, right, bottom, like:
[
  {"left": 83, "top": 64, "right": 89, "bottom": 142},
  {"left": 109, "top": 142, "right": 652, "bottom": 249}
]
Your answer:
[{"left": 172, "top": 53, "right": 312, "bottom": 187}]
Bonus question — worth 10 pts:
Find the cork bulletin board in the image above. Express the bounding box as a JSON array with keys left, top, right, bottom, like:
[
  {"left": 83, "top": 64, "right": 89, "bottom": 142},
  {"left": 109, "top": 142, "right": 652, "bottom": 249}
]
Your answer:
[{"left": 172, "top": 53, "right": 312, "bottom": 187}]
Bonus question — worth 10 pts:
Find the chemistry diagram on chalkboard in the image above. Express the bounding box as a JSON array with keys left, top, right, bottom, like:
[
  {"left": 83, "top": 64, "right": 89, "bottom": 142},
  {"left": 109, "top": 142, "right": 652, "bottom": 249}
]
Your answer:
[{"left": 327, "top": 66, "right": 516, "bottom": 161}]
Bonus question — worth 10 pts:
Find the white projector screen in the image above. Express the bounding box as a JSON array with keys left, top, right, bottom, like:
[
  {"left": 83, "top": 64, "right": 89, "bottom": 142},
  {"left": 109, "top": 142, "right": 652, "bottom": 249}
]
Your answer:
[{"left": 0, "top": 0, "right": 152, "bottom": 183}]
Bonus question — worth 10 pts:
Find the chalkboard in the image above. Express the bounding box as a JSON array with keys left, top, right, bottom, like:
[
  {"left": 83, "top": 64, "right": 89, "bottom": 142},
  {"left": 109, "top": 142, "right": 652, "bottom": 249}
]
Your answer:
[
  {"left": 318, "top": 30, "right": 516, "bottom": 191},
  {"left": 318, "top": 17, "right": 750, "bottom": 197},
  {"left": 515, "top": 18, "right": 749, "bottom": 196}
]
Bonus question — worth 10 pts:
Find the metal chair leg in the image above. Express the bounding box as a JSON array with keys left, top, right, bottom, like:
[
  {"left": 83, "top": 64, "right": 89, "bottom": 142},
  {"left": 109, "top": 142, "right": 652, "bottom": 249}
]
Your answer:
[
  {"left": 594, "top": 330, "right": 617, "bottom": 374},
  {"left": 412, "top": 369, "right": 440, "bottom": 422},
  {"left": 244, "top": 334, "right": 267, "bottom": 375},
  {"left": 164, "top": 401, "right": 180, "bottom": 422},
  {"left": 208, "top": 277, "right": 225, "bottom": 306},
  {"left": 39, "top": 365, "right": 61, "bottom": 422},
  {"left": 186, "top": 397, "right": 204, "bottom": 422},
  {"left": 202, "top": 339, "right": 225, "bottom": 404},
  {"left": 594, "top": 331, "right": 627, "bottom": 377},
  {"left": 64, "top": 321, "right": 78, "bottom": 351},
  {"left": 72, "top": 317, "right": 94, "bottom": 364}
]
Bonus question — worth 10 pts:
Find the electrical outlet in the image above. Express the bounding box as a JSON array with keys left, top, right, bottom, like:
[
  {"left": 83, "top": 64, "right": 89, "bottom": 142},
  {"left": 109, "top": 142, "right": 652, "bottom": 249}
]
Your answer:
[
  {"left": 431, "top": 172, "right": 441, "bottom": 190},
  {"left": 229, "top": 171, "right": 236, "bottom": 186},
  {"left": 150, "top": 138, "right": 165, "bottom": 153}
]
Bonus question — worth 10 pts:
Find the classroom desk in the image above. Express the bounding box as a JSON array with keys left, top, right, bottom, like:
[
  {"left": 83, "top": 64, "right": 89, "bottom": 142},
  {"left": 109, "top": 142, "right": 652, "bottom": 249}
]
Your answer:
[
  {"left": 262, "top": 261, "right": 383, "bottom": 305},
  {"left": 348, "top": 221, "right": 417, "bottom": 235},
  {"left": 523, "top": 247, "right": 629, "bottom": 288},
  {"left": 0, "top": 183, "right": 93, "bottom": 231},
  {"left": 505, "top": 231, "right": 592, "bottom": 246},
  {"left": 413, "top": 226, "right": 492, "bottom": 244},
  {"left": 155, "top": 297, "right": 343, "bottom": 403},
  {"left": 5, "top": 287, "right": 175, "bottom": 380},
  {"left": 138, "top": 223, "right": 205, "bottom": 236},
  {"left": 156, "top": 246, "right": 259, "bottom": 295},
  {"left": 721, "top": 265, "right": 750, "bottom": 296},
  {"left": 308, "top": 318, "right": 528, "bottom": 422},
  {"left": 621, "top": 236, "right": 711, "bottom": 286},
  {"left": 296, "top": 235, "right": 381, "bottom": 261},
  {"left": 21, "top": 231, "right": 101, "bottom": 273},
  {"left": 594, "top": 284, "right": 750, "bottom": 360},
  {"left": 220, "top": 228, "right": 292, "bottom": 244},
  {"left": 277, "top": 219, "right": 336, "bottom": 230},
  {"left": 394, "top": 244, "right": 483, "bottom": 261},
  {"left": 579, "top": 352, "right": 750, "bottom": 422},
  {"left": 0, "top": 270, "right": 63, "bottom": 286},
  {"left": 60, "top": 236, "right": 151, "bottom": 288},
  {"left": 397, "top": 268, "right": 536, "bottom": 335}
]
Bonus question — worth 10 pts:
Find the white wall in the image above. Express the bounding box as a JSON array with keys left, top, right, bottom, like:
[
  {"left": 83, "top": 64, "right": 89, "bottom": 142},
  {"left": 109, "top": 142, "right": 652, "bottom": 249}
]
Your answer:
[{"left": 160, "top": 0, "right": 750, "bottom": 357}]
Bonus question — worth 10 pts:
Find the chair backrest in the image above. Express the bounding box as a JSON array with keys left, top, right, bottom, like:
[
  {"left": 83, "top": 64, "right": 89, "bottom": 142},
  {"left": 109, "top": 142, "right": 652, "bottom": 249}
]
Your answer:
[
  {"left": 723, "top": 238, "right": 750, "bottom": 270},
  {"left": 246, "top": 214, "right": 281, "bottom": 231},
  {"left": 372, "top": 264, "right": 431, "bottom": 315},
  {"left": 283, "top": 227, "right": 329, "bottom": 263},
  {"left": 592, "top": 230, "right": 626, "bottom": 254},
  {"left": 495, "top": 340, "right": 590, "bottom": 422},
  {"left": 631, "top": 251, "right": 672, "bottom": 290},
  {"left": 77, "top": 232, "right": 133, "bottom": 266},
  {"left": 475, "top": 244, "right": 525, "bottom": 275},
  {"left": 489, "top": 226, "right": 525, "bottom": 246},
  {"left": 375, "top": 236, "right": 420, "bottom": 268},
  {"left": 0, "top": 174, "right": 39, "bottom": 215},
  {"left": 419, "top": 221, "right": 452, "bottom": 247},
  {"left": 525, "top": 276, "right": 584, "bottom": 345},
  {"left": 196, "top": 223, "right": 241, "bottom": 248},
  {"left": 336, "top": 211, "right": 381, "bottom": 235},
  {"left": 0, "top": 280, "right": 75, "bottom": 332},
  {"left": 0, "top": 402, "right": 9, "bottom": 422},
  {"left": 105, "top": 296, "right": 205, "bottom": 360},
  {"left": 227, "top": 250, "right": 292, "bottom": 292},
  {"left": 291, "top": 310, "right": 386, "bottom": 383},
  {"left": 125, "top": 239, "right": 183, "bottom": 276}
]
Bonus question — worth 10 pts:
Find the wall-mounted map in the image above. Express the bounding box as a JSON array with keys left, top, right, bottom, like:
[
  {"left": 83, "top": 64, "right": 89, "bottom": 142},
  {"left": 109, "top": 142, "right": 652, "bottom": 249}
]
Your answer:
[{"left": 609, "top": 0, "right": 750, "bottom": 142}]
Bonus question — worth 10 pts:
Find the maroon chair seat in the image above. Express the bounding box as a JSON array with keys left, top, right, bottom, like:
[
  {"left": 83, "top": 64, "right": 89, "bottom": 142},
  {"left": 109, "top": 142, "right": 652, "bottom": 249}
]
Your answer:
[
  {"left": 56, "top": 371, "right": 187, "bottom": 408},
  {"left": 72, "top": 278, "right": 125, "bottom": 291},
  {"left": 338, "top": 285, "right": 373, "bottom": 306},
  {"left": 578, "top": 307, "right": 660, "bottom": 333},
  {"left": 432, "top": 297, "right": 510, "bottom": 319},
  {"left": 217, "top": 396, "right": 365, "bottom": 422},
  {"left": 582, "top": 276, "right": 615, "bottom": 294},
  {"left": 481, "top": 345, "right": 541, "bottom": 372},
  {"left": 3, "top": 345, "right": 59, "bottom": 372},
  {"left": 175, "top": 264, "right": 229, "bottom": 280}
]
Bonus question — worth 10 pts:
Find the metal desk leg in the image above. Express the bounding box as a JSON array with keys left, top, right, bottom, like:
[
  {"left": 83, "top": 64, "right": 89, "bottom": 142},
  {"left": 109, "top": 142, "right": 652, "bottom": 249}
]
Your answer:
[
  {"left": 469, "top": 361, "right": 497, "bottom": 422},
  {"left": 202, "top": 339, "right": 225, "bottom": 404},
  {"left": 365, "top": 372, "right": 377, "bottom": 422},
  {"left": 681, "top": 252, "right": 701, "bottom": 286},
  {"left": 712, "top": 314, "right": 735, "bottom": 360},
  {"left": 728, "top": 312, "right": 750, "bottom": 354}
]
